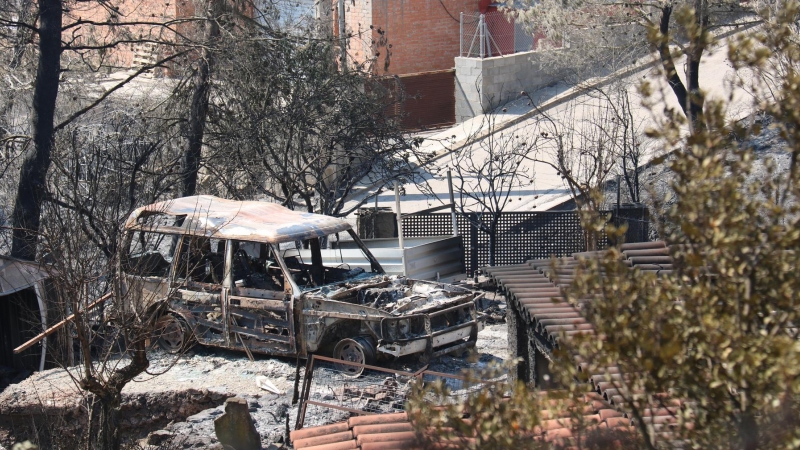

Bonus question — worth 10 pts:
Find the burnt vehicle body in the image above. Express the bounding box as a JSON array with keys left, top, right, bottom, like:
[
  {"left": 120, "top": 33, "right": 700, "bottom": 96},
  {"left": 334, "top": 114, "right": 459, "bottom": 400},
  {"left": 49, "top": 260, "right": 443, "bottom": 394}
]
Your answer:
[{"left": 119, "top": 196, "right": 481, "bottom": 372}]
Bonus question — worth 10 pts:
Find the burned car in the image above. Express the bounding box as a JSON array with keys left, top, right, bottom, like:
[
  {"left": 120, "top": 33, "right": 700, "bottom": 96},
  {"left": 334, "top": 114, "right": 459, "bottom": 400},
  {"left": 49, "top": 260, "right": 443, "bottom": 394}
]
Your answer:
[{"left": 119, "top": 196, "right": 481, "bottom": 374}]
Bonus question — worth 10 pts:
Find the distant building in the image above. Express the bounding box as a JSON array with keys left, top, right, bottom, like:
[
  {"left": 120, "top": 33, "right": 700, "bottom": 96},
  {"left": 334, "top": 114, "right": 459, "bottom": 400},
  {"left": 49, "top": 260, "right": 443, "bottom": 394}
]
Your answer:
[
  {"left": 335, "top": 0, "right": 478, "bottom": 76},
  {"left": 66, "top": 0, "right": 254, "bottom": 75}
]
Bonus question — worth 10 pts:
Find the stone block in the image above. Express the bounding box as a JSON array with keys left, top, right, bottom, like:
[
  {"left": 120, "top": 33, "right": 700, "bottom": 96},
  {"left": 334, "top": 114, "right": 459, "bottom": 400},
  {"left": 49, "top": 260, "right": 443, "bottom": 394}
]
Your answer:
[
  {"left": 146, "top": 430, "right": 175, "bottom": 446},
  {"left": 500, "top": 73, "right": 519, "bottom": 85},
  {"left": 494, "top": 56, "right": 512, "bottom": 67},
  {"left": 214, "top": 397, "right": 261, "bottom": 450},
  {"left": 455, "top": 57, "right": 479, "bottom": 69}
]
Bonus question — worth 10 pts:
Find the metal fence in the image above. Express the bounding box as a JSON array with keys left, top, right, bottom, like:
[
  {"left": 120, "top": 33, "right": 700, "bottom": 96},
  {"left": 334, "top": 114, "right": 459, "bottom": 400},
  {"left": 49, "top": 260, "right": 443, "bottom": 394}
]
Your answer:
[
  {"left": 460, "top": 11, "right": 534, "bottom": 58},
  {"left": 401, "top": 207, "right": 649, "bottom": 275}
]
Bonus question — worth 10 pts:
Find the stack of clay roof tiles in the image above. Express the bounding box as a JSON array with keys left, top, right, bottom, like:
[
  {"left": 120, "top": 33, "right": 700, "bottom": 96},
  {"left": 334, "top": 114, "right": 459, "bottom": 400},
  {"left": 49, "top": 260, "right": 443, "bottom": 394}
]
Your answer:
[
  {"left": 290, "top": 393, "right": 638, "bottom": 449},
  {"left": 481, "top": 240, "right": 684, "bottom": 442},
  {"left": 290, "top": 412, "right": 417, "bottom": 450},
  {"left": 482, "top": 241, "right": 674, "bottom": 348}
]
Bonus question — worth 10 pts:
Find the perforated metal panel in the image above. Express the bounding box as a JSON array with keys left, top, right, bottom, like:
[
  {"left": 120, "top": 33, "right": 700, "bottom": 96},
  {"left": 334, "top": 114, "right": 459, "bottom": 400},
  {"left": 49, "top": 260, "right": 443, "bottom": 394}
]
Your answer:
[{"left": 402, "top": 212, "right": 622, "bottom": 274}]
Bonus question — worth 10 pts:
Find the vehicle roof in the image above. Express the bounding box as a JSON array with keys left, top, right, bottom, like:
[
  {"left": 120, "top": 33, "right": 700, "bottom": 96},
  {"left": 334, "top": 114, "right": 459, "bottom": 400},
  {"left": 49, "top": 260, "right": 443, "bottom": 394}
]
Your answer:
[{"left": 123, "top": 195, "right": 353, "bottom": 244}]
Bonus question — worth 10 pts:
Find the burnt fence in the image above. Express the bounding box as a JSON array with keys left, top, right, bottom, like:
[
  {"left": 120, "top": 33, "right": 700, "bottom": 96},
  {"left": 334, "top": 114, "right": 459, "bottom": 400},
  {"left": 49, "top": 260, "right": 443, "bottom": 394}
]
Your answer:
[{"left": 401, "top": 206, "right": 649, "bottom": 274}]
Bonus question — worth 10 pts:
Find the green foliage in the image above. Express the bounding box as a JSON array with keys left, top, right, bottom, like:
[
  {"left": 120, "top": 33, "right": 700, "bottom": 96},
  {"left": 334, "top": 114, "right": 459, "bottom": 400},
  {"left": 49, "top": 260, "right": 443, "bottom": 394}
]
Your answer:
[
  {"left": 413, "top": 2, "right": 800, "bottom": 449},
  {"left": 407, "top": 361, "right": 543, "bottom": 449},
  {"left": 555, "top": 3, "right": 800, "bottom": 447}
]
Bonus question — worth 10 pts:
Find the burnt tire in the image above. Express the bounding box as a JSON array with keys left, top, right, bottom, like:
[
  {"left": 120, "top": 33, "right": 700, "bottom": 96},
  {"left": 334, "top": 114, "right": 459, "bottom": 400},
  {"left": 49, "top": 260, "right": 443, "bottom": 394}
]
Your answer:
[
  {"left": 155, "top": 314, "right": 193, "bottom": 354},
  {"left": 333, "top": 337, "right": 376, "bottom": 377}
]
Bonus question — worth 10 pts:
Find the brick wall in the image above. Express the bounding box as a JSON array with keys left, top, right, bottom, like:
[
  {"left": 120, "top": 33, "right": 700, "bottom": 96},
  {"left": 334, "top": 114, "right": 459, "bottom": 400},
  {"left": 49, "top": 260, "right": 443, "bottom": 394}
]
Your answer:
[
  {"left": 64, "top": 0, "right": 253, "bottom": 76},
  {"left": 65, "top": 0, "right": 179, "bottom": 71},
  {"left": 342, "top": 0, "right": 373, "bottom": 69},
  {"left": 368, "top": 0, "right": 478, "bottom": 75}
]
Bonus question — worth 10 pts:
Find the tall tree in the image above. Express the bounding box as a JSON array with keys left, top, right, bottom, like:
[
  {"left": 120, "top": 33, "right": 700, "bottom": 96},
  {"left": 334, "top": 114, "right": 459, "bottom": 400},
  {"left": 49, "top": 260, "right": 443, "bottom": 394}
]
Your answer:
[
  {"left": 181, "top": 0, "right": 223, "bottom": 197},
  {"left": 509, "top": 0, "right": 757, "bottom": 124},
  {"left": 1, "top": 0, "right": 188, "bottom": 260},
  {"left": 9, "top": 0, "right": 62, "bottom": 261},
  {"left": 207, "top": 29, "right": 421, "bottom": 217}
]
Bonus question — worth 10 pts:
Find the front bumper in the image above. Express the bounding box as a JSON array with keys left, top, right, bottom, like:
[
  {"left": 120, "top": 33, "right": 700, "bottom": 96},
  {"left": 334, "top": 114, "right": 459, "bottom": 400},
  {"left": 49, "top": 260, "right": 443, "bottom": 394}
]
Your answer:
[{"left": 376, "top": 299, "right": 481, "bottom": 360}]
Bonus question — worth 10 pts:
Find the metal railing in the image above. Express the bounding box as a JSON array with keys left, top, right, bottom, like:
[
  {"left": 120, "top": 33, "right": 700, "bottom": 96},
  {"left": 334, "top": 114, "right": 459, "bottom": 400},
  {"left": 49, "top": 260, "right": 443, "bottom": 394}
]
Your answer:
[{"left": 460, "top": 11, "right": 534, "bottom": 58}]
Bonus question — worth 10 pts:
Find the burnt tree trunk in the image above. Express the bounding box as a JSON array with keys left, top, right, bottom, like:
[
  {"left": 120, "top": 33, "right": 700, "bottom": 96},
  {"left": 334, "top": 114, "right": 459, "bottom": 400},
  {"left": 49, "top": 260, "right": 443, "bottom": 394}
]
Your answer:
[
  {"left": 82, "top": 338, "right": 150, "bottom": 450},
  {"left": 181, "top": 0, "right": 221, "bottom": 197},
  {"left": 657, "top": 4, "right": 706, "bottom": 125},
  {"left": 10, "top": 0, "right": 62, "bottom": 261}
]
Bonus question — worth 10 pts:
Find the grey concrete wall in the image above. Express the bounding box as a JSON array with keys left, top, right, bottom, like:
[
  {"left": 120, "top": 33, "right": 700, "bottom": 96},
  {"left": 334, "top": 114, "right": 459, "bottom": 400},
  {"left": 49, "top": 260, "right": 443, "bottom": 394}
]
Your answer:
[{"left": 455, "top": 51, "right": 562, "bottom": 122}]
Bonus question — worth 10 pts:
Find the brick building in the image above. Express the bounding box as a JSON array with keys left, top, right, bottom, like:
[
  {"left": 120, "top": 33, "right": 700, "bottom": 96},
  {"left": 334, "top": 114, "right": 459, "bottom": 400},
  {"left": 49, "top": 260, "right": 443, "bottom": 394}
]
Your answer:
[
  {"left": 333, "top": 0, "right": 483, "bottom": 128},
  {"left": 339, "top": 0, "right": 479, "bottom": 76},
  {"left": 66, "top": 0, "right": 253, "bottom": 74}
]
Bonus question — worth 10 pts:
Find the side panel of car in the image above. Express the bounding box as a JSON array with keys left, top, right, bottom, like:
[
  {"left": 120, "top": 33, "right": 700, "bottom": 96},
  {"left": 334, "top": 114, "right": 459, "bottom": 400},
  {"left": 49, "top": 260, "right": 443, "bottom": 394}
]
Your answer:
[{"left": 166, "top": 237, "right": 299, "bottom": 357}]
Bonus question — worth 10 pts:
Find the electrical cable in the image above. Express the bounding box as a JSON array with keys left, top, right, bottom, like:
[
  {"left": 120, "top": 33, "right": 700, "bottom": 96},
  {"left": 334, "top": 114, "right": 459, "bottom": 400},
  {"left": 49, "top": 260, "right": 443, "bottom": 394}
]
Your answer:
[{"left": 438, "top": 0, "right": 462, "bottom": 23}]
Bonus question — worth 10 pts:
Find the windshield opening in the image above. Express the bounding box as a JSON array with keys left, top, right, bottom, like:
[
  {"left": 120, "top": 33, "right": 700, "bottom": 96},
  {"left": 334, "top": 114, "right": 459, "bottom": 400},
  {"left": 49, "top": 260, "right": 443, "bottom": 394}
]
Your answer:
[{"left": 275, "top": 232, "right": 384, "bottom": 291}]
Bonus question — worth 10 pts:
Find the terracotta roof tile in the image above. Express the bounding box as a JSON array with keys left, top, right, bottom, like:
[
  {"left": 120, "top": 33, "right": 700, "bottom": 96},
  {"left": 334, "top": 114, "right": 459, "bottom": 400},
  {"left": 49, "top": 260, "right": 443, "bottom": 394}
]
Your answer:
[
  {"left": 292, "top": 390, "right": 635, "bottom": 449},
  {"left": 293, "top": 431, "right": 354, "bottom": 449},
  {"left": 298, "top": 441, "right": 359, "bottom": 450},
  {"left": 292, "top": 422, "right": 353, "bottom": 442},
  {"left": 481, "top": 241, "right": 685, "bottom": 444}
]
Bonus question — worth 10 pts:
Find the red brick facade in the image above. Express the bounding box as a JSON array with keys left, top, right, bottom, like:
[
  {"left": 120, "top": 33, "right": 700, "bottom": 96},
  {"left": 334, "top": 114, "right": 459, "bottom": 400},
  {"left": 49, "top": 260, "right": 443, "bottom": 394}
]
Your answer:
[
  {"left": 343, "top": 0, "right": 479, "bottom": 75},
  {"left": 65, "top": 0, "right": 252, "bottom": 75}
]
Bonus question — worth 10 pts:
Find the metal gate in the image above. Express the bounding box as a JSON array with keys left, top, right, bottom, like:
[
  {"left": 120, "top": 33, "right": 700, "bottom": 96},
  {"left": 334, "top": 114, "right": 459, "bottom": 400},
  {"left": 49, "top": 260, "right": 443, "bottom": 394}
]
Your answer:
[{"left": 381, "top": 70, "right": 456, "bottom": 130}]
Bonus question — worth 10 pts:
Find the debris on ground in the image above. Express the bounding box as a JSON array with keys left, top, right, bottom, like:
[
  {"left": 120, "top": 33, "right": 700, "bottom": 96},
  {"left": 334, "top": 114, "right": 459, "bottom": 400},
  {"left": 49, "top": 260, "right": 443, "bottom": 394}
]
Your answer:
[{"left": 0, "top": 292, "right": 508, "bottom": 449}]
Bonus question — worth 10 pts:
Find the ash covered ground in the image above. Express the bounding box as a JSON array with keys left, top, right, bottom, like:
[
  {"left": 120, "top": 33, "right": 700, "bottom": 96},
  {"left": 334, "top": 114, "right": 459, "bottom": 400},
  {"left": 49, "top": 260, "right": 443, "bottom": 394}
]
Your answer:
[{"left": 0, "top": 292, "right": 509, "bottom": 449}]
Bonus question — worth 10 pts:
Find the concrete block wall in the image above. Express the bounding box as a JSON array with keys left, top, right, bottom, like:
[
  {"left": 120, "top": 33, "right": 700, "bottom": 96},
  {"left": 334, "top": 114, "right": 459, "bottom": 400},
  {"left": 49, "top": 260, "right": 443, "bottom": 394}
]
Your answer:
[{"left": 455, "top": 51, "right": 562, "bottom": 122}]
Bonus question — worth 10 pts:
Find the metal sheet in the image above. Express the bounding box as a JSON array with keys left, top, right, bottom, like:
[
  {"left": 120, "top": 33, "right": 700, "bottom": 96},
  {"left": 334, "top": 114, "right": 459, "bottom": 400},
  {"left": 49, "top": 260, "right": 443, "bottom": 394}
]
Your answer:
[
  {"left": 302, "top": 236, "right": 465, "bottom": 280},
  {"left": 402, "top": 236, "right": 464, "bottom": 281},
  {"left": 0, "top": 256, "right": 49, "bottom": 296},
  {"left": 124, "top": 196, "right": 352, "bottom": 244}
]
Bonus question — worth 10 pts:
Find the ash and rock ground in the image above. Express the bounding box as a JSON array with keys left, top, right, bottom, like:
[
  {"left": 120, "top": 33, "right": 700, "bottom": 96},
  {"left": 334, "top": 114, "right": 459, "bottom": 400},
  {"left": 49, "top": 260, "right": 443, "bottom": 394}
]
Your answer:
[{"left": 0, "top": 295, "right": 508, "bottom": 449}]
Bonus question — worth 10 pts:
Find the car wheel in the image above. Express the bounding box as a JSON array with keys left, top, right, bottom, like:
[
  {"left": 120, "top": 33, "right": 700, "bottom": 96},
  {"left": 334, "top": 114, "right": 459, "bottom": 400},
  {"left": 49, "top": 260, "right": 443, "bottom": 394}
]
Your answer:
[
  {"left": 333, "top": 337, "right": 376, "bottom": 377},
  {"left": 155, "top": 314, "right": 193, "bottom": 354}
]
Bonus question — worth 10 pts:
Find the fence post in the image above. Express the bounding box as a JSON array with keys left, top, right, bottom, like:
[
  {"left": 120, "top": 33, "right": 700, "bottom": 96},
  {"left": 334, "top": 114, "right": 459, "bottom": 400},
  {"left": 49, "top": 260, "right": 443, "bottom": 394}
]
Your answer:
[
  {"left": 460, "top": 12, "right": 464, "bottom": 57},
  {"left": 479, "top": 14, "right": 485, "bottom": 59},
  {"left": 447, "top": 170, "right": 458, "bottom": 236},
  {"left": 394, "top": 182, "right": 404, "bottom": 250},
  {"left": 470, "top": 214, "right": 479, "bottom": 275}
]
